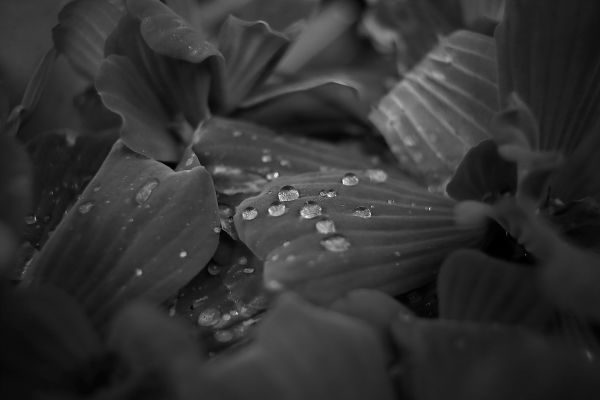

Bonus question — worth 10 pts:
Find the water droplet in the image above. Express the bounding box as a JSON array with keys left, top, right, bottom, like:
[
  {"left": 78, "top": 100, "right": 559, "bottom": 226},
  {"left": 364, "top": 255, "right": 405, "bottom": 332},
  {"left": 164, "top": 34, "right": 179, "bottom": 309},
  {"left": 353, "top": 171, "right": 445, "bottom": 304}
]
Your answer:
[
  {"left": 135, "top": 268, "right": 143, "bottom": 277},
  {"left": 342, "top": 173, "right": 359, "bottom": 186},
  {"left": 279, "top": 159, "right": 291, "bottom": 167},
  {"left": 300, "top": 201, "right": 322, "bottom": 219},
  {"left": 353, "top": 206, "right": 372, "bottom": 218},
  {"left": 261, "top": 154, "right": 272, "bottom": 163},
  {"left": 78, "top": 201, "right": 94, "bottom": 214},
  {"left": 93, "top": 185, "right": 101, "bottom": 192},
  {"left": 315, "top": 219, "right": 336, "bottom": 234},
  {"left": 198, "top": 308, "right": 221, "bottom": 327},
  {"left": 214, "top": 330, "right": 234, "bottom": 342},
  {"left": 213, "top": 226, "right": 221, "bottom": 233},
  {"left": 243, "top": 267, "right": 255, "bottom": 274},
  {"left": 319, "top": 189, "right": 337, "bottom": 198},
  {"left": 24, "top": 215, "right": 37, "bottom": 225},
  {"left": 266, "top": 171, "right": 280, "bottom": 180},
  {"left": 320, "top": 234, "right": 351, "bottom": 252},
  {"left": 179, "top": 251, "right": 188, "bottom": 258},
  {"left": 268, "top": 201, "right": 286, "bottom": 216},
  {"left": 135, "top": 178, "right": 159, "bottom": 204},
  {"left": 238, "top": 256, "right": 248, "bottom": 265},
  {"left": 232, "top": 130, "right": 243, "bottom": 137},
  {"left": 278, "top": 185, "right": 300, "bottom": 202},
  {"left": 282, "top": 241, "right": 291, "bottom": 247},
  {"left": 207, "top": 264, "right": 221, "bottom": 275},
  {"left": 242, "top": 207, "right": 258, "bottom": 220},
  {"left": 366, "top": 169, "right": 388, "bottom": 183}
]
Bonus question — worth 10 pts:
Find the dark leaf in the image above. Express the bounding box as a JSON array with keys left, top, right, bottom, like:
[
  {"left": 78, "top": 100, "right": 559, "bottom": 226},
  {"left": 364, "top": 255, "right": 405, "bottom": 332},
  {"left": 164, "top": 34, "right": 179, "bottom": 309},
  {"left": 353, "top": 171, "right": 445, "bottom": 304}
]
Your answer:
[
  {"left": 27, "top": 141, "right": 220, "bottom": 325},
  {"left": 232, "top": 0, "right": 320, "bottom": 33},
  {"left": 460, "top": 0, "right": 505, "bottom": 34},
  {"left": 53, "top": 0, "right": 124, "bottom": 80},
  {"left": 234, "top": 170, "right": 483, "bottom": 303},
  {"left": 371, "top": 30, "right": 500, "bottom": 185},
  {"left": 438, "top": 249, "right": 552, "bottom": 328},
  {"left": 446, "top": 140, "right": 517, "bottom": 202}
]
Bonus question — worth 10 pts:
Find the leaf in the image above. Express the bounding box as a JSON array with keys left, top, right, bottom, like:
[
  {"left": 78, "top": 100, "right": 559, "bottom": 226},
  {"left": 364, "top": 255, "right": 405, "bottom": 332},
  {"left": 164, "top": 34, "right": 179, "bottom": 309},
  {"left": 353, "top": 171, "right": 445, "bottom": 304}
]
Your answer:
[
  {"left": 446, "top": 140, "right": 517, "bottom": 202},
  {"left": 437, "top": 249, "right": 552, "bottom": 328},
  {"left": 98, "top": 0, "right": 225, "bottom": 161},
  {"left": 26, "top": 141, "right": 220, "bottom": 325},
  {"left": 460, "top": 0, "right": 505, "bottom": 33},
  {"left": 232, "top": 0, "right": 320, "bottom": 33},
  {"left": 0, "top": 286, "right": 104, "bottom": 398},
  {"left": 391, "top": 317, "right": 600, "bottom": 400},
  {"left": 217, "top": 16, "right": 289, "bottom": 113},
  {"left": 371, "top": 30, "right": 500, "bottom": 185},
  {"left": 201, "top": 293, "right": 395, "bottom": 400},
  {"left": 360, "top": 0, "right": 453, "bottom": 73},
  {"left": 24, "top": 129, "right": 118, "bottom": 249},
  {"left": 234, "top": 170, "right": 484, "bottom": 303},
  {"left": 53, "top": 0, "right": 124, "bottom": 80}
]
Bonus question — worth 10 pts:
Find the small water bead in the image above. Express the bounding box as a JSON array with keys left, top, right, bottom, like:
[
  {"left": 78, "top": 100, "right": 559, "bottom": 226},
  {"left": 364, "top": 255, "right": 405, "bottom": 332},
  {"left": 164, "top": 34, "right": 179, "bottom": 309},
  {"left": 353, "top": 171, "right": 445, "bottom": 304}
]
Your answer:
[
  {"left": 198, "top": 308, "right": 221, "bottom": 327},
  {"left": 93, "top": 185, "right": 101, "bottom": 192},
  {"left": 319, "top": 189, "right": 337, "bottom": 198},
  {"left": 341, "top": 173, "right": 359, "bottom": 186},
  {"left": 278, "top": 185, "right": 300, "bottom": 202},
  {"left": 266, "top": 171, "right": 280, "bottom": 181},
  {"left": 214, "top": 330, "right": 234, "bottom": 343},
  {"left": 366, "top": 169, "right": 388, "bottom": 183},
  {"left": 320, "top": 234, "right": 351, "bottom": 252},
  {"left": 238, "top": 256, "right": 248, "bottom": 265},
  {"left": 353, "top": 206, "right": 372, "bottom": 218},
  {"left": 242, "top": 207, "right": 258, "bottom": 220},
  {"left": 207, "top": 264, "right": 222, "bottom": 275},
  {"left": 232, "top": 130, "right": 243, "bottom": 137},
  {"left": 179, "top": 251, "right": 188, "bottom": 258},
  {"left": 279, "top": 159, "right": 291, "bottom": 167},
  {"left": 268, "top": 201, "right": 286, "bottom": 217},
  {"left": 213, "top": 226, "right": 222, "bottom": 233},
  {"left": 134, "top": 268, "right": 143, "bottom": 277},
  {"left": 78, "top": 201, "right": 94, "bottom": 214},
  {"left": 300, "top": 201, "right": 322, "bottom": 219},
  {"left": 243, "top": 267, "right": 255, "bottom": 274},
  {"left": 135, "top": 178, "right": 159, "bottom": 205},
  {"left": 261, "top": 154, "right": 272, "bottom": 163},
  {"left": 24, "top": 215, "right": 37, "bottom": 225},
  {"left": 315, "top": 219, "right": 336, "bottom": 234}
]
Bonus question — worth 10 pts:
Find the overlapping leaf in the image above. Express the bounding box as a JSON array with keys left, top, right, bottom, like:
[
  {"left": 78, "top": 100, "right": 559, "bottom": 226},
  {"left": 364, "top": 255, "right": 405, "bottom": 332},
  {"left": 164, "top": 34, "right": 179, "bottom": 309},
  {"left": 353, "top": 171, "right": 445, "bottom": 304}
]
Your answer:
[
  {"left": 26, "top": 141, "right": 220, "bottom": 325},
  {"left": 460, "top": 0, "right": 505, "bottom": 33},
  {"left": 437, "top": 250, "right": 552, "bottom": 328},
  {"left": 53, "top": 0, "right": 124, "bottom": 80},
  {"left": 234, "top": 170, "right": 484, "bottom": 303},
  {"left": 371, "top": 30, "right": 499, "bottom": 184}
]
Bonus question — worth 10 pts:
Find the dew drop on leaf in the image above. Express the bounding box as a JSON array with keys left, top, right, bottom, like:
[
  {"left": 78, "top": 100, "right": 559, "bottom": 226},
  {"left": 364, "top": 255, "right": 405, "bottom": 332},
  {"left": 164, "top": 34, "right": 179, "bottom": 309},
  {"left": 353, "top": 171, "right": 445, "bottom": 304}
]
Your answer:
[
  {"left": 198, "top": 308, "right": 221, "bottom": 327},
  {"left": 242, "top": 207, "right": 258, "bottom": 220},
  {"left": 266, "top": 171, "right": 280, "bottom": 180},
  {"left": 352, "top": 206, "right": 372, "bottom": 218},
  {"left": 342, "top": 173, "right": 359, "bottom": 186},
  {"left": 366, "top": 169, "right": 388, "bottom": 183},
  {"left": 214, "top": 330, "right": 234, "bottom": 342},
  {"left": 319, "top": 189, "right": 337, "bottom": 198},
  {"left": 300, "top": 201, "right": 322, "bottom": 219},
  {"left": 24, "top": 215, "right": 37, "bottom": 225},
  {"left": 77, "top": 201, "right": 94, "bottom": 214},
  {"left": 320, "top": 234, "right": 351, "bottom": 252},
  {"left": 135, "top": 178, "right": 159, "bottom": 205},
  {"left": 179, "top": 250, "right": 188, "bottom": 258},
  {"left": 315, "top": 219, "right": 336, "bottom": 234},
  {"left": 268, "top": 201, "right": 286, "bottom": 217},
  {"left": 278, "top": 185, "right": 300, "bottom": 202}
]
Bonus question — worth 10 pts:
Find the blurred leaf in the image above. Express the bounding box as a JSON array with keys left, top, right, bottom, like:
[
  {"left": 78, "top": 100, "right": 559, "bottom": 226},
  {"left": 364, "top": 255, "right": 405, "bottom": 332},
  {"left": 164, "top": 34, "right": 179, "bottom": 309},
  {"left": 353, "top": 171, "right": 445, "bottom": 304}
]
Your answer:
[
  {"left": 98, "top": 0, "right": 225, "bottom": 161},
  {"left": 24, "top": 129, "right": 118, "bottom": 249},
  {"left": 391, "top": 317, "right": 600, "bottom": 400},
  {"left": 460, "top": 0, "right": 505, "bottom": 34},
  {"left": 53, "top": 0, "right": 124, "bottom": 81},
  {"left": 234, "top": 170, "right": 483, "bottom": 303},
  {"left": 0, "top": 286, "right": 105, "bottom": 398},
  {"left": 27, "top": 141, "right": 220, "bottom": 325},
  {"left": 371, "top": 30, "right": 499, "bottom": 185},
  {"left": 446, "top": 140, "right": 517, "bottom": 202},
  {"left": 217, "top": 16, "right": 289, "bottom": 113},
  {"left": 361, "top": 0, "right": 453, "bottom": 73},
  {"left": 438, "top": 249, "right": 552, "bottom": 328},
  {"left": 201, "top": 293, "right": 395, "bottom": 400},
  {"left": 233, "top": 0, "right": 320, "bottom": 33}
]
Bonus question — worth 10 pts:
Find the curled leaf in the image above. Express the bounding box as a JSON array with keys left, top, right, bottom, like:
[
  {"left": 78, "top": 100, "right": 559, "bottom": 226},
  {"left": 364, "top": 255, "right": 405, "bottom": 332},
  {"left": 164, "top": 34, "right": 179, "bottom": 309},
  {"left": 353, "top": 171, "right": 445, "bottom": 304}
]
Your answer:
[
  {"left": 27, "top": 141, "right": 220, "bottom": 324},
  {"left": 234, "top": 170, "right": 483, "bottom": 303}
]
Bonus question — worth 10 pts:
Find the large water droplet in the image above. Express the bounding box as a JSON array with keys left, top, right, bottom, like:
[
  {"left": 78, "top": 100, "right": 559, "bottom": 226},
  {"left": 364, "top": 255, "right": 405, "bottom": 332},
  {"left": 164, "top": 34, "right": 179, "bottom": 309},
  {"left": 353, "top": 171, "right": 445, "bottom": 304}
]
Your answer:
[
  {"left": 268, "top": 201, "right": 286, "bottom": 217},
  {"left": 342, "top": 173, "right": 359, "bottom": 186},
  {"left": 278, "top": 185, "right": 299, "bottom": 202},
  {"left": 242, "top": 207, "right": 258, "bottom": 220},
  {"left": 319, "top": 189, "right": 337, "bottom": 198},
  {"left": 315, "top": 219, "right": 336, "bottom": 234},
  {"left": 198, "top": 308, "right": 221, "bottom": 327},
  {"left": 366, "top": 169, "right": 388, "bottom": 183},
  {"left": 135, "top": 178, "right": 159, "bottom": 204},
  {"left": 353, "top": 206, "right": 372, "bottom": 218},
  {"left": 300, "top": 201, "right": 322, "bottom": 219},
  {"left": 78, "top": 201, "right": 94, "bottom": 214},
  {"left": 320, "top": 234, "right": 351, "bottom": 252}
]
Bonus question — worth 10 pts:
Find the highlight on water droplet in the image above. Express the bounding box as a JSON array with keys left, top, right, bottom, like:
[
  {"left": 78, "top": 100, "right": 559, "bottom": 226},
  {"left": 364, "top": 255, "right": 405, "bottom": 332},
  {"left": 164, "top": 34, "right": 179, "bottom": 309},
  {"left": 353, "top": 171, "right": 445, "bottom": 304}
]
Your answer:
[
  {"left": 352, "top": 206, "right": 372, "bottom": 218},
  {"left": 198, "top": 308, "right": 221, "bottom": 327},
  {"left": 77, "top": 201, "right": 94, "bottom": 214},
  {"left": 135, "top": 178, "right": 159, "bottom": 205},
  {"left": 319, "top": 189, "right": 337, "bottom": 198},
  {"left": 300, "top": 201, "right": 322, "bottom": 219},
  {"left": 366, "top": 169, "right": 388, "bottom": 183},
  {"left": 341, "top": 173, "right": 359, "bottom": 186},
  {"left": 315, "top": 219, "right": 336, "bottom": 234},
  {"left": 268, "top": 201, "right": 286, "bottom": 217},
  {"left": 320, "top": 234, "right": 351, "bottom": 252},
  {"left": 179, "top": 250, "right": 188, "bottom": 258},
  {"left": 278, "top": 185, "right": 300, "bottom": 202},
  {"left": 242, "top": 207, "right": 258, "bottom": 220}
]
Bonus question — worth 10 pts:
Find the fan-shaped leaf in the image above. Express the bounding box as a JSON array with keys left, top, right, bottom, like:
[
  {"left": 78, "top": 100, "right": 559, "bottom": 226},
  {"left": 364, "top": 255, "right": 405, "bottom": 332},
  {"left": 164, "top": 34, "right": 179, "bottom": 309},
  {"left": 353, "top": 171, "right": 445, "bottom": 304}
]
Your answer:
[
  {"left": 53, "top": 0, "right": 124, "bottom": 80},
  {"left": 438, "top": 249, "right": 552, "bottom": 328},
  {"left": 26, "top": 141, "right": 220, "bottom": 324},
  {"left": 234, "top": 170, "right": 483, "bottom": 303},
  {"left": 371, "top": 30, "right": 499, "bottom": 184}
]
